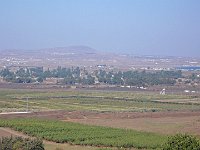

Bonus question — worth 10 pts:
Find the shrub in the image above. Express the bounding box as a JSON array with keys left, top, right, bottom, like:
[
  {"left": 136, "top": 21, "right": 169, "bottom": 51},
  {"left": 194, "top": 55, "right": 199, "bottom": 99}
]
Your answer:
[
  {"left": 162, "top": 134, "right": 200, "bottom": 150},
  {"left": 0, "top": 136, "right": 44, "bottom": 150}
]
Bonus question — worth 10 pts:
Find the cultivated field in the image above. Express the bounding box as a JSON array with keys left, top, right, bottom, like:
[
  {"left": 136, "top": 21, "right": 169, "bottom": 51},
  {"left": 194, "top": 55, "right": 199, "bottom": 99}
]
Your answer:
[
  {"left": 0, "top": 127, "right": 106, "bottom": 150},
  {"left": 0, "top": 118, "right": 167, "bottom": 149},
  {"left": 0, "top": 88, "right": 200, "bottom": 149},
  {"left": 0, "top": 89, "right": 199, "bottom": 112}
]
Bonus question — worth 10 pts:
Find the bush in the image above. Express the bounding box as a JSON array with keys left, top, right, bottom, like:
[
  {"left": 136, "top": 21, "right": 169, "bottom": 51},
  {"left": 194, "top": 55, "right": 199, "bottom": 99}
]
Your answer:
[
  {"left": 162, "top": 134, "right": 200, "bottom": 150},
  {"left": 0, "top": 136, "right": 44, "bottom": 150}
]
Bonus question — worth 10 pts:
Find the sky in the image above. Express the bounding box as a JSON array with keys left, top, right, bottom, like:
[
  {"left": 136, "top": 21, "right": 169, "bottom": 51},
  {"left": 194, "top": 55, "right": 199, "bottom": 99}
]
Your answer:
[{"left": 0, "top": 0, "right": 200, "bottom": 57}]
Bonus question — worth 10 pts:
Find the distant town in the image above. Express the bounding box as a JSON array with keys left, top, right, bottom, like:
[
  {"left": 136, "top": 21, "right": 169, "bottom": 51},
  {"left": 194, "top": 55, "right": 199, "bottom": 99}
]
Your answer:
[
  {"left": 1, "top": 46, "right": 200, "bottom": 71},
  {"left": 0, "top": 46, "right": 200, "bottom": 94}
]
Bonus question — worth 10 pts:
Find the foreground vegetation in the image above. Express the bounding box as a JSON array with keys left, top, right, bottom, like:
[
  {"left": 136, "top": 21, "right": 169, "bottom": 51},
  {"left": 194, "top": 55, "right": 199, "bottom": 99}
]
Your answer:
[
  {"left": 0, "top": 136, "right": 44, "bottom": 150},
  {"left": 163, "top": 134, "right": 200, "bottom": 150},
  {"left": 0, "top": 118, "right": 167, "bottom": 149},
  {"left": 0, "top": 89, "right": 199, "bottom": 112}
]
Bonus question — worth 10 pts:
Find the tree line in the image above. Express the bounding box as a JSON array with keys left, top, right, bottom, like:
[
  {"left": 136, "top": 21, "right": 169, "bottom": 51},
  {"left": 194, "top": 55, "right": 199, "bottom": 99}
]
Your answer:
[{"left": 0, "top": 66, "right": 183, "bottom": 86}]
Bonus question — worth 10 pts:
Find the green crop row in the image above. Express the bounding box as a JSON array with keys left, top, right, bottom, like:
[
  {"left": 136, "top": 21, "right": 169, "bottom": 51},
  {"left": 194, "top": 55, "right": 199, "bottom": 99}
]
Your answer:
[{"left": 0, "top": 118, "right": 167, "bottom": 149}]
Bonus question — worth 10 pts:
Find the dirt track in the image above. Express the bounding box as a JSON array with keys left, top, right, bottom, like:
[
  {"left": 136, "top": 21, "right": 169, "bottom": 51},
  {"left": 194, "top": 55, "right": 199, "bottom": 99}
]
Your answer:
[
  {"left": 1, "top": 110, "right": 200, "bottom": 120},
  {"left": 0, "top": 127, "right": 29, "bottom": 138}
]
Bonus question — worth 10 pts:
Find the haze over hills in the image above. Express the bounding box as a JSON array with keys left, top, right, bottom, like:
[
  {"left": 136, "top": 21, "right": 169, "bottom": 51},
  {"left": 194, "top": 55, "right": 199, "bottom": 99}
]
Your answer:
[
  {"left": 1, "top": 45, "right": 199, "bottom": 58},
  {"left": 1, "top": 45, "right": 96, "bottom": 55},
  {"left": 0, "top": 45, "right": 200, "bottom": 70},
  {"left": 43, "top": 45, "right": 98, "bottom": 54}
]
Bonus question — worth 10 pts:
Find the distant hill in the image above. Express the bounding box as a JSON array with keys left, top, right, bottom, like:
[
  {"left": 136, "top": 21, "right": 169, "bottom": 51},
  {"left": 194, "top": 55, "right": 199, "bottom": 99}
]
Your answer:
[
  {"left": 41, "top": 45, "right": 98, "bottom": 54},
  {"left": 0, "top": 45, "right": 199, "bottom": 70},
  {"left": 0, "top": 45, "right": 97, "bottom": 54}
]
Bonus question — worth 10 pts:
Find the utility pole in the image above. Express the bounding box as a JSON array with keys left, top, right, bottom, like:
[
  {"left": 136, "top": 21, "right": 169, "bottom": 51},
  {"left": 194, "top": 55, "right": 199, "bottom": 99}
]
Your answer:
[
  {"left": 0, "top": 137, "right": 2, "bottom": 150},
  {"left": 26, "top": 97, "right": 29, "bottom": 112},
  {"left": 192, "top": 102, "right": 194, "bottom": 110},
  {"left": 143, "top": 100, "right": 145, "bottom": 112}
]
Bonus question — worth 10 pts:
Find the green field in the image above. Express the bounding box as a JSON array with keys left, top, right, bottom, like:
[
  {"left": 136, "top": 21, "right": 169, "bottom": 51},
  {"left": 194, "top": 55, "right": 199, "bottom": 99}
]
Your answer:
[
  {"left": 0, "top": 118, "right": 167, "bottom": 149},
  {"left": 0, "top": 89, "right": 199, "bottom": 112}
]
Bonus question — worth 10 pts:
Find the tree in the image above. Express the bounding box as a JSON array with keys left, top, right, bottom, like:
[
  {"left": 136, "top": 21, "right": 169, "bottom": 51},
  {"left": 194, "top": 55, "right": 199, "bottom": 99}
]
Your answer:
[
  {"left": 82, "top": 75, "right": 95, "bottom": 85},
  {"left": 36, "top": 77, "right": 43, "bottom": 83},
  {"left": 63, "top": 76, "right": 75, "bottom": 85},
  {"left": 162, "top": 134, "right": 200, "bottom": 150}
]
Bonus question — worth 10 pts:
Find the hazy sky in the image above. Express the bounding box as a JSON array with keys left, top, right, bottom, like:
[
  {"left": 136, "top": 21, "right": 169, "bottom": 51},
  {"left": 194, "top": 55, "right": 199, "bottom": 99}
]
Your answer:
[{"left": 0, "top": 0, "right": 200, "bottom": 56}]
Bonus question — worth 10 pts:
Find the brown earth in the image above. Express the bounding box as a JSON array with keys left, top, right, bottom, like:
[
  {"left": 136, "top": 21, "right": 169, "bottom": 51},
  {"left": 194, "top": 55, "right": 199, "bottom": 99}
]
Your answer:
[
  {"left": 1, "top": 110, "right": 200, "bottom": 135},
  {"left": 0, "top": 127, "right": 29, "bottom": 138},
  {"left": 70, "top": 115, "right": 200, "bottom": 135}
]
